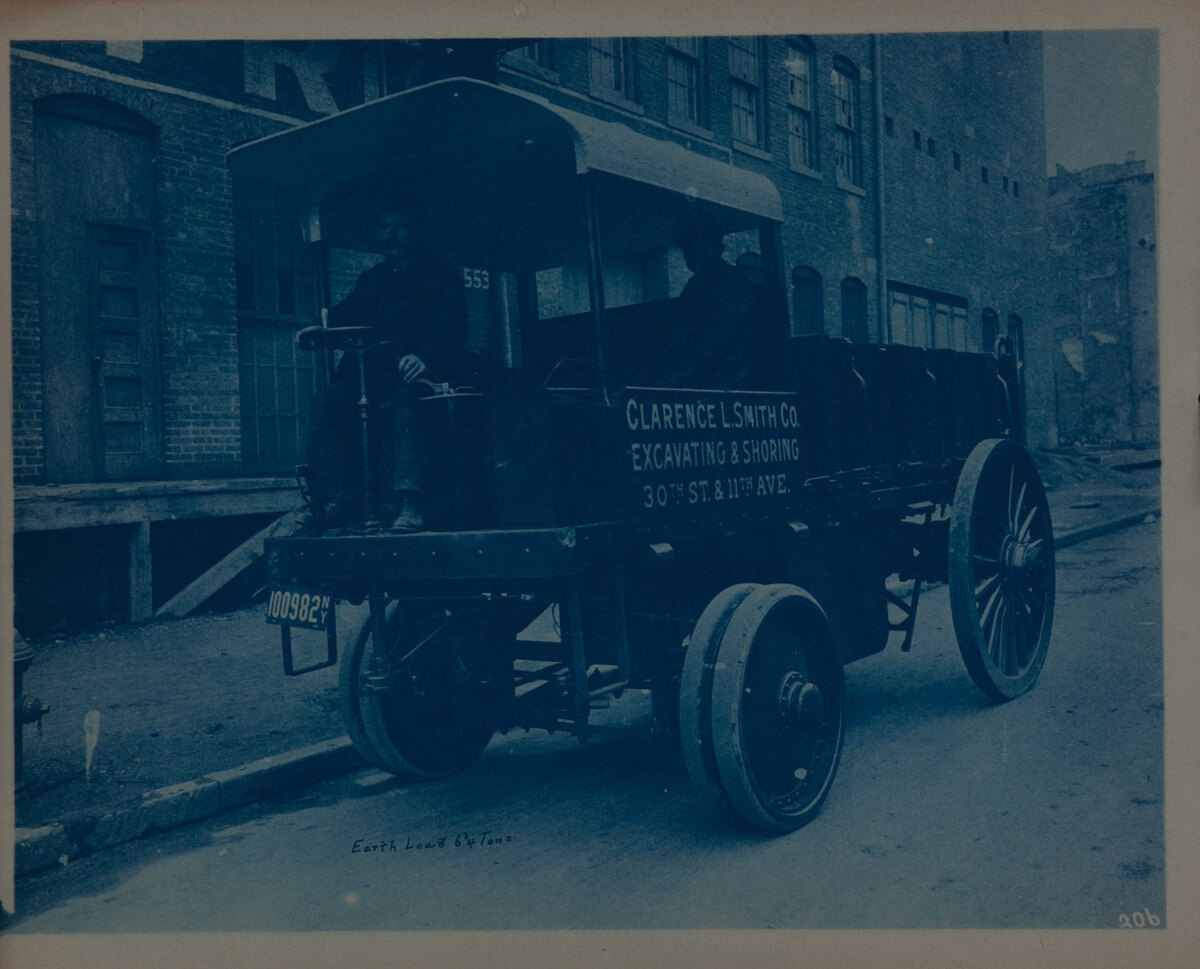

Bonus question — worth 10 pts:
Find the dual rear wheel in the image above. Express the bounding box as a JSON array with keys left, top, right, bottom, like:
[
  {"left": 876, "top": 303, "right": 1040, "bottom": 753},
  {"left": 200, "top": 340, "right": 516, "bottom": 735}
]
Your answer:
[{"left": 679, "top": 583, "right": 846, "bottom": 833}]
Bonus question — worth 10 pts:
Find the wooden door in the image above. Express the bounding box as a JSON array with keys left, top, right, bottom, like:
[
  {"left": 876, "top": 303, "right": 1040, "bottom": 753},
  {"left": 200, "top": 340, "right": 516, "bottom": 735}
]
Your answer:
[
  {"left": 34, "top": 99, "right": 160, "bottom": 482},
  {"left": 87, "top": 224, "right": 160, "bottom": 478}
]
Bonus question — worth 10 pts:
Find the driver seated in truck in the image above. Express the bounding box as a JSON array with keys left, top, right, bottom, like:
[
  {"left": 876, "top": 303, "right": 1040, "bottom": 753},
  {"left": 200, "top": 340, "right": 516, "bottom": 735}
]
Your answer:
[
  {"left": 300, "top": 209, "right": 469, "bottom": 531},
  {"left": 668, "top": 221, "right": 755, "bottom": 389}
]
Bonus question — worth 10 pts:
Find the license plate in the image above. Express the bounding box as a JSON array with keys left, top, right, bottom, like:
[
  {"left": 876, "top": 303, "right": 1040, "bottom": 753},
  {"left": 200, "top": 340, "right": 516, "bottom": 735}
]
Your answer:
[{"left": 266, "top": 586, "right": 332, "bottom": 630}]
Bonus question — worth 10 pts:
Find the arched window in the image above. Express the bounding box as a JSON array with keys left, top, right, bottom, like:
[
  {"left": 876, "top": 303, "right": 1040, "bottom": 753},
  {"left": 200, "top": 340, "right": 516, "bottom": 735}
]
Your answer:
[
  {"left": 982, "top": 308, "right": 999, "bottom": 354},
  {"left": 792, "top": 266, "right": 823, "bottom": 335},
  {"left": 840, "top": 276, "right": 868, "bottom": 343}
]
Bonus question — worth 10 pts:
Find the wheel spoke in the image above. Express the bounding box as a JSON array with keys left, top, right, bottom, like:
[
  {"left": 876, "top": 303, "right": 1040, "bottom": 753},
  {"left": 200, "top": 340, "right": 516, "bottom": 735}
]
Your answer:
[
  {"left": 1012, "top": 583, "right": 1040, "bottom": 621},
  {"left": 974, "top": 569, "right": 1002, "bottom": 604},
  {"left": 990, "top": 600, "right": 1005, "bottom": 671},
  {"left": 1013, "top": 598, "right": 1037, "bottom": 667},
  {"left": 1002, "top": 598, "right": 1019, "bottom": 675},
  {"left": 986, "top": 598, "right": 1004, "bottom": 668},
  {"left": 1018, "top": 501, "right": 1039, "bottom": 543},
  {"left": 1010, "top": 480, "right": 1028, "bottom": 536},
  {"left": 978, "top": 582, "right": 1004, "bottom": 640},
  {"left": 1000, "top": 599, "right": 1018, "bottom": 675},
  {"left": 1007, "top": 468, "right": 1017, "bottom": 534}
]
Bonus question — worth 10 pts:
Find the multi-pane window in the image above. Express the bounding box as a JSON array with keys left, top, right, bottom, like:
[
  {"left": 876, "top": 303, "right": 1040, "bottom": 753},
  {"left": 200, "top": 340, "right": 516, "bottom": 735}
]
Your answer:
[
  {"left": 234, "top": 182, "right": 320, "bottom": 472},
  {"left": 889, "top": 285, "right": 970, "bottom": 350},
  {"left": 729, "top": 36, "right": 763, "bottom": 146},
  {"left": 786, "top": 42, "right": 816, "bottom": 170},
  {"left": 667, "top": 36, "right": 703, "bottom": 126},
  {"left": 590, "top": 38, "right": 638, "bottom": 103},
  {"left": 832, "top": 62, "right": 860, "bottom": 185}
]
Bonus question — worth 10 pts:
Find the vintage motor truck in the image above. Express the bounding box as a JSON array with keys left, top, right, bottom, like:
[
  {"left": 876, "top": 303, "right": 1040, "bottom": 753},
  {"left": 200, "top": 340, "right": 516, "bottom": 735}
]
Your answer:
[{"left": 228, "top": 77, "right": 1053, "bottom": 833}]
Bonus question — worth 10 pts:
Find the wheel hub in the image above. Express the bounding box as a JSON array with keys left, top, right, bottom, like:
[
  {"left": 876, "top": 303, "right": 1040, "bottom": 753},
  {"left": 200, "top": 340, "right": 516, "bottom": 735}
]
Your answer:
[
  {"left": 1002, "top": 535, "right": 1041, "bottom": 578},
  {"left": 778, "top": 672, "right": 824, "bottom": 731}
]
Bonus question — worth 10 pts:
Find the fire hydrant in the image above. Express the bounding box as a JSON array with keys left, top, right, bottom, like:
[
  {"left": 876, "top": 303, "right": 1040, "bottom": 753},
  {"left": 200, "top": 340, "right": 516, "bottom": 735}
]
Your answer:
[{"left": 13, "top": 629, "right": 50, "bottom": 797}]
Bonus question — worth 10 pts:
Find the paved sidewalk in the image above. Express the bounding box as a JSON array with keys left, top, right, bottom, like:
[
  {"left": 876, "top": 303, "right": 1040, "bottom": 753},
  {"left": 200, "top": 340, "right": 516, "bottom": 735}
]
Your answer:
[{"left": 10, "top": 449, "right": 1160, "bottom": 878}]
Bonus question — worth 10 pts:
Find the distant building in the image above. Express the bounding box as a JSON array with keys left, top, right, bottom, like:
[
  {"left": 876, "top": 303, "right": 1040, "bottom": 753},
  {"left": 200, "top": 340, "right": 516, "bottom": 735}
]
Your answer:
[
  {"left": 9, "top": 35, "right": 1053, "bottom": 631},
  {"left": 1048, "top": 156, "right": 1158, "bottom": 445}
]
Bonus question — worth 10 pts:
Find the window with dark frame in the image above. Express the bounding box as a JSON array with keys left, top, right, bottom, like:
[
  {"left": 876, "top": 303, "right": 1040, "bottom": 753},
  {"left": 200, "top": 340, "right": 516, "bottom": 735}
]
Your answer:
[
  {"left": 981, "top": 166, "right": 989, "bottom": 184},
  {"left": 792, "top": 265, "right": 824, "bottom": 335},
  {"left": 840, "top": 277, "right": 868, "bottom": 343},
  {"left": 519, "top": 40, "right": 554, "bottom": 69},
  {"left": 888, "top": 283, "right": 970, "bottom": 350},
  {"left": 832, "top": 61, "right": 861, "bottom": 185},
  {"left": 729, "top": 36, "right": 764, "bottom": 147},
  {"left": 589, "top": 38, "right": 639, "bottom": 104},
  {"left": 953, "top": 151, "right": 961, "bottom": 171},
  {"left": 785, "top": 41, "right": 816, "bottom": 170},
  {"left": 234, "top": 181, "right": 320, "bottom": 473},
  {"left": 667, "top": 36, "right": 704, "bottom": 126}
]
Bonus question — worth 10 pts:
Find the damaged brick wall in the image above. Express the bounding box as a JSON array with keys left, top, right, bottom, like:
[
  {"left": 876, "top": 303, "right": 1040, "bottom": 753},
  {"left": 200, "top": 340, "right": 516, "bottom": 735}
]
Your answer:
[{"left": 1049, "top": 161, "right": 1158, "bottom": 445}]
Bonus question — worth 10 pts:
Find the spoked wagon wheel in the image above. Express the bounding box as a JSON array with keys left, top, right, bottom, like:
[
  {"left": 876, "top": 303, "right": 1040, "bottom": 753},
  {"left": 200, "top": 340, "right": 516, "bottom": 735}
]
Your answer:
[
  {"left": 949, "top": 438, "right": 1055, "bottom": 700},
  {"left": 679, "top": 583, "right": 760, "bottom": 808},
  {"left": 695, "top": 584, "right": 845, "bottom": 833},
  {"left": 339, "top": 601, "right": 501, "bottom": 778}
]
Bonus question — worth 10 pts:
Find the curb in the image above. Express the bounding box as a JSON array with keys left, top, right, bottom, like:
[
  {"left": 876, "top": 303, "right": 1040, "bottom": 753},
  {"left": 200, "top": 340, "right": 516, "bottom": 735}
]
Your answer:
[
  {"left": 1054, "top": 506, "right": 1160, "bottom": 550},
  {"left": 15, "top": 736, "right": 363, "bottom": 878},
  {"left": 13, "top": 505, "right": 1161, "bottom": 880}
]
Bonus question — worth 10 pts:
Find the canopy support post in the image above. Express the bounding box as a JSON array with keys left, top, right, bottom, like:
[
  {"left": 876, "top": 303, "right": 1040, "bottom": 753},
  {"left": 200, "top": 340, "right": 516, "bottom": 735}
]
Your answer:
[{"left": 584, "top": 174, "right": 610, "bottom": 406}]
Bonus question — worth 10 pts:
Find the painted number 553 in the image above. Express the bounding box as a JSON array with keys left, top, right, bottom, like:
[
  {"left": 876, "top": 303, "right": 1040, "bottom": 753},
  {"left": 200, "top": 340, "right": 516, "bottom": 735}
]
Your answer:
[{"left": 463, "top": 268, "right": 490, "bottom": 289}]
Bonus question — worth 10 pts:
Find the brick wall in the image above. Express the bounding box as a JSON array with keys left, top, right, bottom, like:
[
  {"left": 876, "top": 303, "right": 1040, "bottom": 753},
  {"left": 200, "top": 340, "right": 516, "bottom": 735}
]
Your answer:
[
  {"left": 1048, "top": 162, "right": 1158, "bottom": 445},
  {"left": 502, "top": 32, "right": 1052, "bottom": 431},
  {"left": 879, "top": 31, "right": 1054, "bottom": 445},
  {"left": 12, "top": 35, "right": 1059, "bottom": 485},
  {"left": 10, "top": 47, "right": 297, "bottom": 483}
]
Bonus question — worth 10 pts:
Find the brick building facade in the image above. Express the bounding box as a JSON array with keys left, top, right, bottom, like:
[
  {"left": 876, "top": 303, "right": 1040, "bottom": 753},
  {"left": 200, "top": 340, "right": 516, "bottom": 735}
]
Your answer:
[
  {"left": 878, "top": 33, "right": 1054, "bottom": 442},
  {"left": 1048, "top": 157, "right": 1158, "bottom": 446},
  {"left": 9, "top": 35, "right": 1053, "bottom": 631}
]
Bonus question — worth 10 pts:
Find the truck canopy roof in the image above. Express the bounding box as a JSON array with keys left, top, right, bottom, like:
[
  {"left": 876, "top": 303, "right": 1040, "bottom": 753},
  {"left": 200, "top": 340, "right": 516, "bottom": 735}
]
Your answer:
[{"left": 226, "top": 77, "right": 783, "bottom": 271}]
